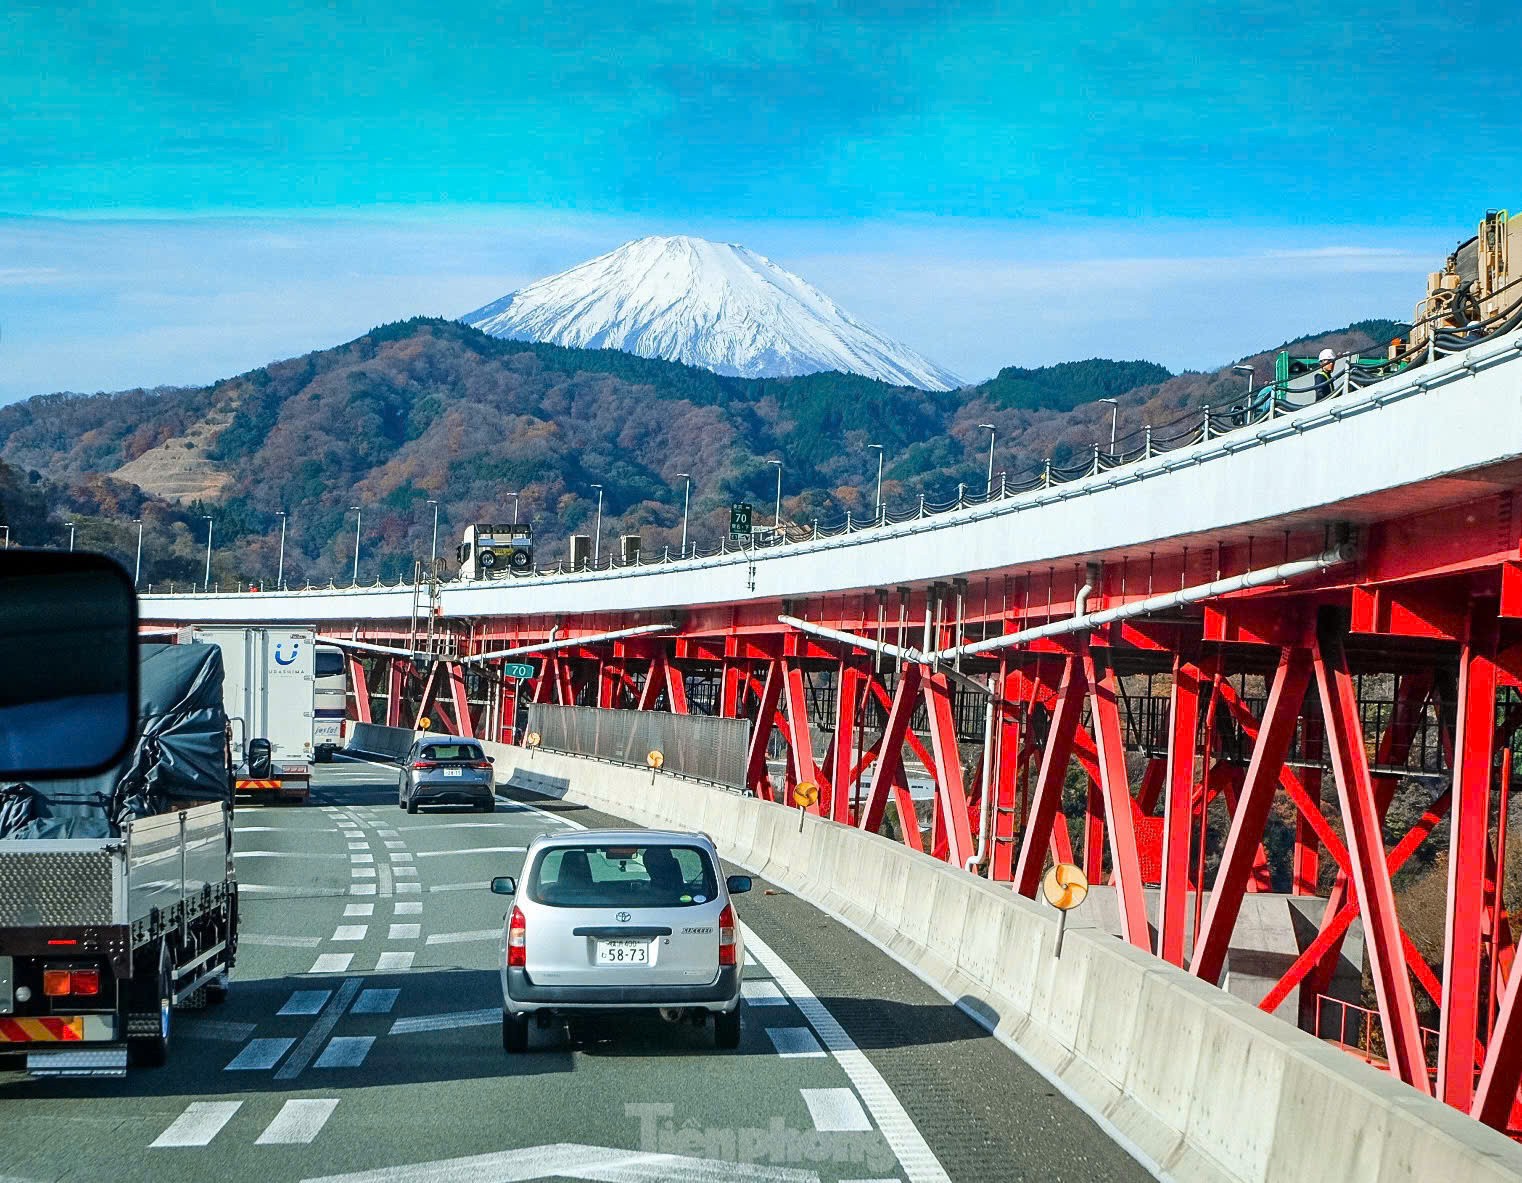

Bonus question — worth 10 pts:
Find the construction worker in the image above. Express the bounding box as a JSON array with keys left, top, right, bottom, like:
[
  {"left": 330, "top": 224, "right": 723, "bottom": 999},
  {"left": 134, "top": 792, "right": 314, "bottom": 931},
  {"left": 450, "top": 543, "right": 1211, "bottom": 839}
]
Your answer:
[{"left": 1313, "top": 349, "right": 1336, "bottom": 401}]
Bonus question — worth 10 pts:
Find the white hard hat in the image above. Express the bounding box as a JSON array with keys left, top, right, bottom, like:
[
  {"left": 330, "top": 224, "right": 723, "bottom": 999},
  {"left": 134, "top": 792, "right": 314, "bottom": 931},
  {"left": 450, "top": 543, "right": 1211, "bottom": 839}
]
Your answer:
[{"left": 1318, "top": 348, "right": 1336, "bottom": 362}]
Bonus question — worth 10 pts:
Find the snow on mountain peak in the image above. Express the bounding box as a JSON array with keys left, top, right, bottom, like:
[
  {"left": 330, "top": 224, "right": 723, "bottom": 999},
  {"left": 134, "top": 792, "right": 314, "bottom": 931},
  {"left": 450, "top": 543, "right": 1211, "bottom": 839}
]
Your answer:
[{"left": 461, "top": 235, "right": 962, "bottom": 391}]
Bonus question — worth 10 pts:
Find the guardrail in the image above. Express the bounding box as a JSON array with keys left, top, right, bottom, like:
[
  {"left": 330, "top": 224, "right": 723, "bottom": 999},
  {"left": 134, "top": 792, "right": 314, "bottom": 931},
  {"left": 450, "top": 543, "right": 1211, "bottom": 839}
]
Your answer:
[{"left": 525, "top": 704, "right": 749, "bottom": 790}]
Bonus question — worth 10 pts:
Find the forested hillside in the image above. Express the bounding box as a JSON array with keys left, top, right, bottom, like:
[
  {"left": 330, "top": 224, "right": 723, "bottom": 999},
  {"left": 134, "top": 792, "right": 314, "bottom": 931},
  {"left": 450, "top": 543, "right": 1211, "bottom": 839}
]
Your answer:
[{"left": 0, "top": 316, "right": 1402, "bottom": 589}]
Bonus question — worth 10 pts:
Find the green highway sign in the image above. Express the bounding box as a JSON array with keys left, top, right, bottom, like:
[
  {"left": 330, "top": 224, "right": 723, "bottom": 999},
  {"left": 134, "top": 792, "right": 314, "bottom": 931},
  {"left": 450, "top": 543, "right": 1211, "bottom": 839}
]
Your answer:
[
  {"left": 501, "top": 662, "right": 536, "bottom": 680},
  {"left": 729, "top": 502, "right": 753, "bottom": 539}
]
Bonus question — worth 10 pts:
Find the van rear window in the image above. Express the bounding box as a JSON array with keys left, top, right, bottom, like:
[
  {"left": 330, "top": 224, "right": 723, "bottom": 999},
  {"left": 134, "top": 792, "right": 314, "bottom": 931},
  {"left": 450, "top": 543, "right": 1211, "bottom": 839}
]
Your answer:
[{"left": 527, "top": 844, "right": 717, "bottom": 908}]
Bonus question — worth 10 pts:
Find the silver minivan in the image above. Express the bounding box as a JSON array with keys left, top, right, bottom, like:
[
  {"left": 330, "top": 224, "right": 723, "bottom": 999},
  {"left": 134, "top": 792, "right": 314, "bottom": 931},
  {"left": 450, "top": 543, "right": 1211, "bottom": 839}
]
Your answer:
[{"left": 491, "top": 828, "right": 750, "bottom": 1051}]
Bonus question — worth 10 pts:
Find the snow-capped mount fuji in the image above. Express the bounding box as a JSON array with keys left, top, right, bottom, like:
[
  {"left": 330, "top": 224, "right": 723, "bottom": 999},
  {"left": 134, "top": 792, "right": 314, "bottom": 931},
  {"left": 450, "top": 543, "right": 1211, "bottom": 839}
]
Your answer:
[{"left": 461, "top": 235, "right": 962, "bottom": 391}]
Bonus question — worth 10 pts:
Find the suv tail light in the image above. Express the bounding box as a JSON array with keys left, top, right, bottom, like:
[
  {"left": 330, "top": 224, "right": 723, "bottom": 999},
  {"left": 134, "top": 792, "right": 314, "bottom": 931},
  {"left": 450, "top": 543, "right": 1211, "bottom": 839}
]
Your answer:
[
  {"left": 471, "top": 760, "right": 493, "bottom": 770},
  {"left": 411, "top": 760, "right": 438, "bottom": 770},
  {"left": 718, "top": 903, "right": 737, "bottom": 967},
  {"left": 507, "top": 906, "right": 527, "bottom": 968}
]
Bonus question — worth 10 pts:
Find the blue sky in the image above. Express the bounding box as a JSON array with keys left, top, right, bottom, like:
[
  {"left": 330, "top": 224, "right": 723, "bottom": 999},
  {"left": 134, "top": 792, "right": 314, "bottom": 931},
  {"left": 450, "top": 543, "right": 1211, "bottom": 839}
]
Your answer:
[{"left": 2, "top": 1, "right": 1517, "bottom": 401}]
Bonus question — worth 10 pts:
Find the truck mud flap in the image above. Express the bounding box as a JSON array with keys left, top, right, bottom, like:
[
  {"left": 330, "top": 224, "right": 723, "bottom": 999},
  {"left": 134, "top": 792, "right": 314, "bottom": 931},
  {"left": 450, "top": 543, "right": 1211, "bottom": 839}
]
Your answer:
[{"left": 28, "top": 1047, "right": 127, "bottom": 1077}]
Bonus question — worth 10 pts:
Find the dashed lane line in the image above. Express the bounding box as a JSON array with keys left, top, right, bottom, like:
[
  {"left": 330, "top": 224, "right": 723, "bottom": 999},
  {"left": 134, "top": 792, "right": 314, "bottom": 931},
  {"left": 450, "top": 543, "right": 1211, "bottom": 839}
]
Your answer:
[
  {"left": 424, "top": 929, "right": 499, "bottom": 946},
  {"left": 352, "top": 988, "right": 399, "bottom": 1015},
  {"left": 314, "top": 1036, "right": 374, "bottom": 1069},
  {"left": 414, "top": 846, "right": 525, "bottom": 857},
  {"left": 240, "top": 934, "right": 322, "bottom": 949},
  {"left": 182, "top": 1018, "right": 257, "bottom": 1043},
  {"left": 742, "top": 980, "right": 789, "bottom": 1007},
  {"left": 388, "top": 923, "right": 421, "bottom": 940},
  {"left": 332, "top": 925, "right": 368, "bottom": 941},
  {"left": 225, "top": 1037, "right": 297, "bottom": 1071},
  {"left": 765, "top": 1027, "right": 827, "bottom": 1058},
  {"left": 279, "top": 990, "right": 333, "bottom": 1016},
  {"left": 375, "top": 951, "right": 414, "bottom": 971},
  {"left": 255, "top": 1099, "right": 340, "bottom": 1145},
  {"left": 390, "top": 1007, "right": 500, "bottom": 1035},
  {"left": 151, "top": 1101, "right": 243, "bottom": 1148},
  {"left": 275, "top": 977, "right": 363, "bottom": 1082},
  {"left": 394, "top": 901, "right": 423, "bottom": 915},
  {"left": 308, "top": 953, "right": 354, "bottom": 974},
  {"left": 799, "top": 1088, "right": 873, "bottom": 1133},
  {"left": 345, "top": 903, "right": 375, "bottom": 917}
]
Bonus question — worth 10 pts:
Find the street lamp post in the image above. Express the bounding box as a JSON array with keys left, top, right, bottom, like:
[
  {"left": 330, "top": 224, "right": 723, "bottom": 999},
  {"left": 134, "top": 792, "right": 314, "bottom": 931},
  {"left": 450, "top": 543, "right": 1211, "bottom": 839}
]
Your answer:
[
  {"left": 133, "top": 519, "right": 144, "bottom": 587},
  {"left": 676, "top": 473, "right": 691, "bottom": 558},
  {"left": 590, "top": 485, "right": 604, "bottom": 567},
  {"left": 978, "top": 423, "right": 996, "bottom": 495},
  {"left": 1, "top": 525, "right": 9, "bottom": 548},
  {"left": 201, "top": 516, "right": 213, "bottom": 591},
  {"left": 275, "top": 511, "right": 288, "bottom": 589},
  {"left": 349, "top": 506, "right": 362, "bottom": 586},
  {"left": 64, "top": 522, "right": 76, "bottom": 552},
  {"left": 506, "top": 492, "right": 519, "bottom": 526},
  {"left": 425, "top": 499, "right": 440, "bottom": 578},
  {"left": 866, "top": 444, "right": 884, "bottom": 524},
  {"left": 767, "top": 460, "right": 783, "bottom": 541},
  {"left": 1099, "top": 399, "right": 1119, "bottom": 451}
]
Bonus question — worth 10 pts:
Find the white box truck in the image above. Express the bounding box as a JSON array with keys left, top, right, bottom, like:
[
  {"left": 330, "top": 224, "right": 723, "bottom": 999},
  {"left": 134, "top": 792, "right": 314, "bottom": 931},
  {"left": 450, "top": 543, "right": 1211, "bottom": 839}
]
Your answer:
[{"left": 178, "top": 626, "right": 315, "bottom": 804}]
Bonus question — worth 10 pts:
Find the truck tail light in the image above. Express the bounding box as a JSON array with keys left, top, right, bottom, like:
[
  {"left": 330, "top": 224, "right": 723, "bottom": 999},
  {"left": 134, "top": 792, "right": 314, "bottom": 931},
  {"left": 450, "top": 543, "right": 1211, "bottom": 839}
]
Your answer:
[
  {"left": 340, "top": 720, "right": 348, "bottom": 738},
  {"left": 42, "top": 969, "right": 72, "bottom": 997},
  {"left": 507, "top": 906, "right": 527, "bottom": 968},
  {"left": 71, "top": 969, "right": 101, "bottom": 996},
  {"left": 412, "top": 760, "right": 438, "bottom": 770},
  {"left": 42, "top": 967, "right": 102, "bottom": 997},
  {"left": 718, "top": 903, "right": 737, "bottom": 966}
]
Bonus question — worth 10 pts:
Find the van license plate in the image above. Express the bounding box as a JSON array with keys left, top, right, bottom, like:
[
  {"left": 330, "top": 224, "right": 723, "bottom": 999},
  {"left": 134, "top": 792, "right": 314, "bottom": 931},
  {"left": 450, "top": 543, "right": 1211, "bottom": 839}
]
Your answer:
[
  {"left": 596, "top": 940, "right": 648, "bottom": 965},
  {"left": 443, "top": 768, "right": 462, "bottom": 777}
]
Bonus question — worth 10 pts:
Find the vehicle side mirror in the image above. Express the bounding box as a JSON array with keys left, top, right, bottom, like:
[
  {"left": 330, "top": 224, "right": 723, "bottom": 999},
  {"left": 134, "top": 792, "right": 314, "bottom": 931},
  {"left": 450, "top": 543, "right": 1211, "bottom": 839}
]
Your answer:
[
  {"left": 725, "top": 875, "right": 752, "bottom": 895},
  {"left": 0, "top": 551, "right": 138, "bottom": 780},
  {"left": 490, "top": 876, "right": 517, "bottom": 895},
  {"left": 486, "top": 755, "right": 495, "bottom": 763}
]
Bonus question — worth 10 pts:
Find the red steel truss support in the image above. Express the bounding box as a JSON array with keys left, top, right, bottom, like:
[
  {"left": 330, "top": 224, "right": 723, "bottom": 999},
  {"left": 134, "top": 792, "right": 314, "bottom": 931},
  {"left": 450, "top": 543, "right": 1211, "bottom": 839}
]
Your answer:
[
  {"left": 1439, "top": 603, "right": 1500, "bottom": 1108},
  {"left": 858, "top": 665, "right": 923, "bottom": 836},
  {"left": 1014, "top": 655, "right": 1086, "bottom": 897},
  {"left": 348, "top": 654, "right": 374, "bottom": 725},
  {"left": 447, "top": 662, "right": 474, "bottom": 739},
  {"left": 989, "top": 661, "right": 1027, "bottom": 882},
  {"left": 1313, "top": 619, "right": 1432, "bottom": 1095},
  {"left": 1158, "top": 655, "right": 1204, "bottom": 966},
  {"left": 780, "top": 661, "right": 822, "bottom": 809},
  {"left": 414, "top": 662, "right": 441, "bottom": 729},
  {"left": 828, "top": 663, "right": 867, "bottom": 823},
  {"left": 745, "top": 660, "right": 784, "bottom": 800},
  {"left": 923, "top": 672, "right": 974, "bottom": 869},
  {"left": 664, "top": 655, "right": 690, "bottom": 715},
  {"left": 1084, "top": 648, "right": 1150, "bottom": 947},
  {"left": 1190, "top": 646, "right": 1311, "bottom": 985},
  {"left": 384, "top": 658, "right": 406, "bottom": 728}
]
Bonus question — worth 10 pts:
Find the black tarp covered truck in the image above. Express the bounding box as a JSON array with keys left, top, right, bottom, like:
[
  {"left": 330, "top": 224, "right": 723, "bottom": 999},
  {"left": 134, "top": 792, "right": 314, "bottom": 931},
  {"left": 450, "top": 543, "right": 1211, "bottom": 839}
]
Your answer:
[{"left": 0, "top": 643, "right": 238, "bottom": 1076}]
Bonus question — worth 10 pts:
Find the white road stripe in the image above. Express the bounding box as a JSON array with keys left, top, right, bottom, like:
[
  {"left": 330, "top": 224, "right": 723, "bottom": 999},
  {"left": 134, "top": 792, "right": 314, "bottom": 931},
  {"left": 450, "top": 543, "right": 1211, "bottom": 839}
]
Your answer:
[
  {"left": 332, "top": 925, "right": 368, "bottom": 942},
  {"left": 424, "top": 929, "right": 498, "bottom": 946},
  {"left": 239, "top": 933, "right": 322, "bottom": 949},
  {"left": 279, "top": 990, "right": 333, "bottom": 1016},
  {"left": 234, "top": 851, "right": 346, "bottom": 860},
  {"left": 388, "top": 852, "right": 413, "bottom": 862},
  {"left": 308, "top": 953, "right": 354, "bottom": 974},
  {"left": 390, "top": 1007, "right": 500, "bottom": 1034},
  {"left": 388, "top": 923, "right": 421, "bottom": 940},
  {"left": 351, "top": 853, "right": 375, "bottom": 864},
  {"left": 352, "top": 988, "right": 399, "bottom": 1015},
  {"left": 742, "top": 981, "right": 790, "bottom": 1007},
  {"left": 743, "top": 925, "right": 949, "bottom": 1183},
  {"left": 351, "top": 867, "right": 377, "bottom": 879},
  {"left": 315, "top": 1036, "right": 374, "bottom": 1069},
  {"left": 225, "top": 1038, "right": 296, "bottom": 1071},
  {"left": 427, "top": 882, "right": 487, "bottom": 893},
  {"left": 182, "top": 1018, "right": 257, "bottom": 1043},
  {"left": 383, "top": 840, "right": 405, "bottom": 849},
  {"left": 800, "top": 1088, "right": 872, "bottom": 1132},
  {"left": 765, "top": 1027, "right": 827, "bottom": 1058},
  {"left": 349, "top": 883, "right": 378, "bottom": 896},
  {"left": 275, "top": 977, "right": 363, "bottom": 1082},
  {"left": 151, "top": 1101, "right": 243, "bottom": 1147},
  {"left": 292, "top": 1143, "right": 814, "bottom": 1180},
  {"left": 414, "top": 846, "right": 525, "bottom": 857},
  {"left": 393, "top": 901, "right": 423, "bottom": 915},
  {"left": 255, "top": 1098, "right": 340, "bottom": 1145},
  {"left": 345, "top": 903, "right": 375, "bottom": 917},
  {"left": 348, "top": 842, "right": 368, "bottom": 851},
  {"left": 392, "top": 865, "right": 418, "bottom": 878},
  {"left": 375, "top": 951, "right": 414, "bottom": 971},
  {"left": 395, "top": 881, "right": 422, "bottom": 894}
]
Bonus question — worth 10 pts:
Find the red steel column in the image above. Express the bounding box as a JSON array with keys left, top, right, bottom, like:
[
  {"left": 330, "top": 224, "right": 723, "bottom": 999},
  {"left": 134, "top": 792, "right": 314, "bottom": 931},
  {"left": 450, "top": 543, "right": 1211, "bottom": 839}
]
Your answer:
[
  {"left": 781, "top": 660, "right": 822, "bottom": 809},
  {"left": 923, "top": 672, "right": 975, "bottom": 869},
  {"left": 1474, "top": 947, "right": 1522, "bottom": 1126},
  {"left": 447, "top": 662, "right": 474, "bottom": 738},
  {"left": 858, "top": 666, "right": 923, "bottom": 835},
  {"left": 1439, "top": 603, "right": 1500, "bottom": 1108},
  {"left": 744, "top": 659, "right": 784, "bottom": 799},
  {"left": 1014, "top": 655, "right": 1086, "bottom": 897},
  {"left": 989, "top": 663, "right": 1026, "bottom": 882},
  {"left": 1191, "top": 646, "right": 1311, "bottom": 985},
  {"left": 1313, "top": 620, "right": 1431, "bottom": 1094},
  {"left": 830, "top": 663, "right": 867, "bottom": 823},
  {"left": 348, "top": 654, "right": 374, "bottom": 725},
  {"left": 1085, "top": 648, "right": 1152, "bottom": 949},
  {"left": 1158, "top": 656, "right": 1203, "bottom": 966},
  {"left": 384, "top": 658, "right": 405, "bottom": 728}
]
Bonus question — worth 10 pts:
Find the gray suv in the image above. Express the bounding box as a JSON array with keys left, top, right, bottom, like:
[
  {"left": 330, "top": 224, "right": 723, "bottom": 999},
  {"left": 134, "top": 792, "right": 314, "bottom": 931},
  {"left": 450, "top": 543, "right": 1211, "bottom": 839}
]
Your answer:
[
  {"left": 397, "top": 737, "right": 495, "bottom": 813},
  {"left": 491, "top": 829, "right": 750, "bottom": 1051}
]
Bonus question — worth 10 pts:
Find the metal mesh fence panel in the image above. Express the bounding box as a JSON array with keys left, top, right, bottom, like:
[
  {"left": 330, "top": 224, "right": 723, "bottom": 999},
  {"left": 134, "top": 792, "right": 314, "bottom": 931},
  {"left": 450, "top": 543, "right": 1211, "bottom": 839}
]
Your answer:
[{"left": 525, "top": 705, "right": 751, "bottom": 790}]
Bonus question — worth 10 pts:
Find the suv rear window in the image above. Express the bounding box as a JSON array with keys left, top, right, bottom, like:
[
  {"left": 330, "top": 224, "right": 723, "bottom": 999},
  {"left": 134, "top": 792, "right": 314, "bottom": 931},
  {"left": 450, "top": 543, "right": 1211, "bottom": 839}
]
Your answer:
[
  {"left": 527, "top": 843, "right": 718, "bottom": 908},
  {"left": 419, "top": 743, "right": 483, "bottom": 761}
]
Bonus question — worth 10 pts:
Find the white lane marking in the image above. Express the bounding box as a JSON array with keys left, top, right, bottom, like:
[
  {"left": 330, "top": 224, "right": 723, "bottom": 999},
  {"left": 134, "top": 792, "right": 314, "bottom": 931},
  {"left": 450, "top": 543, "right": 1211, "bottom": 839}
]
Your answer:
[
  {"left": 390, "top": 1007, "right": 500, "bottom": 1034},
  {"left": 315, "top": 1036, "right": 374, "bottom": 1069},
  {"left": 500, "top": 798, "right": 585, "bottom": 829},
  {"left": 393, "top": 866, "right": 419, "bottom": 878},
  {"left": 348, "top": 842, "right": 368, "bottom": 851},
  {"left": 279, "top": 990, "right": 333, "bottom": 1016},
  {"left": 352, "top": 988, "right": 399, "bottom": 1015},
  {"left": 240, "top": 885, "right": 349, "bottom": 897},
  {"left": 375, "top": 951, "right": 415, "bottom": 971},
  {"left": 308, "top": 953, "right": 354, "bottom": 974},
  {"left": 377, "top": 862, "right": 395, "bottom": 897},
  {"left": 742, "top": 981, "right": 789, "bottom": 1007},
  {"left": 415, "top": 846, "right": 525, "bottom": 857},
  {"left": 393, "top": 901, "right": 423, "bottom": 915},
  {"left": 275, "top": 977, "right": 363, "bottom": 1082},
  {"left": 427, "top": 882, "right": 487, "bottom": 893},
  {"left": 388, "top": 852, "right": 413, "bottom": 862},
  {"left": 351, "top": 867, "right": 377, "bottom": 879},
  {"left": 377, "top": 829, "right": 400, "bottom": 838},
  {"left": 743, "top": 926, "right": 950, "bottom": 1183},
  {"left": 351, "top": 854, "right": 375, "bottom": 864},
  {"left": 349, "top": 883, "right": 378, "bottom": 896},
  {"left": 151, "top": 1101, "right": 243, "bottom": 1147},
  {"left": 255, "top": 1098, "right": 340, "bottom": 1145},
  {"left": 384, "top": 841, "right": 406, "bottom": 849},
  {"left": 387, "top": 923, "right": 421, "bottom": 940},
  {"left": 765, "top": 1027, "right": 827, "bottom": 1058},
  {"left": 234, "top": 851, "right": 346, "bottom": 860},
  {"left": 345, "top": 903, "right": 375, "bottom": 917},
  {"left": 239, "top": 934, "right": 322, "bottom": 949},
  {"left": 225, "top": 1038, "right": 296, "bottom": 1071},
  {"left": 183, "top": 1018, "right": 258, "bottom": 1043},
  {"left": 294, "top": 1142, "right": 814, "bottom": 1181},
  {"left": 800, "top": 1088, "right": 872, "bottom": 1132},
  {"left": 424, "top": 929, "right": 499, "bottom": 946},
  {"left": 395, "top": 881, "right": 422, "bottom": 894},
  {"left": 332, "top": 926, "right": 368, "bottom": 942},
  {"left": 232, "top": 825, "right": 287, "bottom": 832},
  {"left": 410, "top": 821, "right": 521, "bottom": 830}
]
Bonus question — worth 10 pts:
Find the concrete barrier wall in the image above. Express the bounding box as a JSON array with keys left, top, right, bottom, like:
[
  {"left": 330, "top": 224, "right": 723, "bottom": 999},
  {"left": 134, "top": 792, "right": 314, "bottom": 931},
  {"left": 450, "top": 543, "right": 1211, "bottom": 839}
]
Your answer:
[
  {"left": 481, "top": 740, "right": 1522, "bottom": 1183},
  {"left": 346, "top": 722, "right": 416, "bottom": 760}
]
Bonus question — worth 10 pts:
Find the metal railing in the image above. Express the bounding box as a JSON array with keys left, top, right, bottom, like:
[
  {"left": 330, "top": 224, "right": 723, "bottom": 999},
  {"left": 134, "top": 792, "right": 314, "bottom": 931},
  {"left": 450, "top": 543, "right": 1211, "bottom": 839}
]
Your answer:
[{"left": 525, "top": 704, "right": 751, "bottom": 791}]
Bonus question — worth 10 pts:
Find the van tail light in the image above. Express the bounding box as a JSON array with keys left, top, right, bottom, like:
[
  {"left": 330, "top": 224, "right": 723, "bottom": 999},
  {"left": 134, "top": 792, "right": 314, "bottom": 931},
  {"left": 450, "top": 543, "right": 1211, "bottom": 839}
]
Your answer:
[
  {"left": 507, "top": 906, "right": 527, "bottom": 968},
  {"left": 718, "top": 903, "right": 737, "bottom": 967},
  {"left": 411, "top": 760, "right": 438, "bottom": 770}
]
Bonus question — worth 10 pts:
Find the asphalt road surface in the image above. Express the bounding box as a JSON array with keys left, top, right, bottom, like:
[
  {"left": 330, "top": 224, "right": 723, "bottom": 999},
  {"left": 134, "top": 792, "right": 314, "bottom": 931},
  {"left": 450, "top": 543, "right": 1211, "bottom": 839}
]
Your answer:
[{"left": 0, "top": 757, "right": 1150, "bottom": 1183}]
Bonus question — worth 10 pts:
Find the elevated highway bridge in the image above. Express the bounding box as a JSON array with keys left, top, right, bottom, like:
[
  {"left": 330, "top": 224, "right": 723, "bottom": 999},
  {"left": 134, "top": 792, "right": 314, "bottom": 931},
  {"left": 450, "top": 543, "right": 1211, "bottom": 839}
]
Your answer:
[{"left": 118, "top": 323, "right": 1522, "bottom": 1177}]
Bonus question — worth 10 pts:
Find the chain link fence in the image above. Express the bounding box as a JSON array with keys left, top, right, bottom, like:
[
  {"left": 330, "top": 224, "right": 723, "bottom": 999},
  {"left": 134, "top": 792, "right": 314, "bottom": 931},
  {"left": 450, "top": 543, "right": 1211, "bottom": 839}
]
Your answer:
[{"left": 525, "top": 704, "right": 750, "bottom": 790}]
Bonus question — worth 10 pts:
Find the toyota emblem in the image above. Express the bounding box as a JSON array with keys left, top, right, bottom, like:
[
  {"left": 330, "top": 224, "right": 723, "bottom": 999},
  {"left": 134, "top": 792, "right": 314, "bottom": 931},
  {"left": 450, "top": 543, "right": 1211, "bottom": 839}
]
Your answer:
[{"left": 616, "top": 911, "right": 631, "bottom": 922}]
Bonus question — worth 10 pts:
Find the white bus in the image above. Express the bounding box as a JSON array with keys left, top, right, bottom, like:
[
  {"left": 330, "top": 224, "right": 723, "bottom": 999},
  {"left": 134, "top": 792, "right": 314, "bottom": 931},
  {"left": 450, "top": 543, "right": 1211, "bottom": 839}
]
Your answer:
[{"left": 314, "top": 642, "right": 347, "bottom": 761}]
